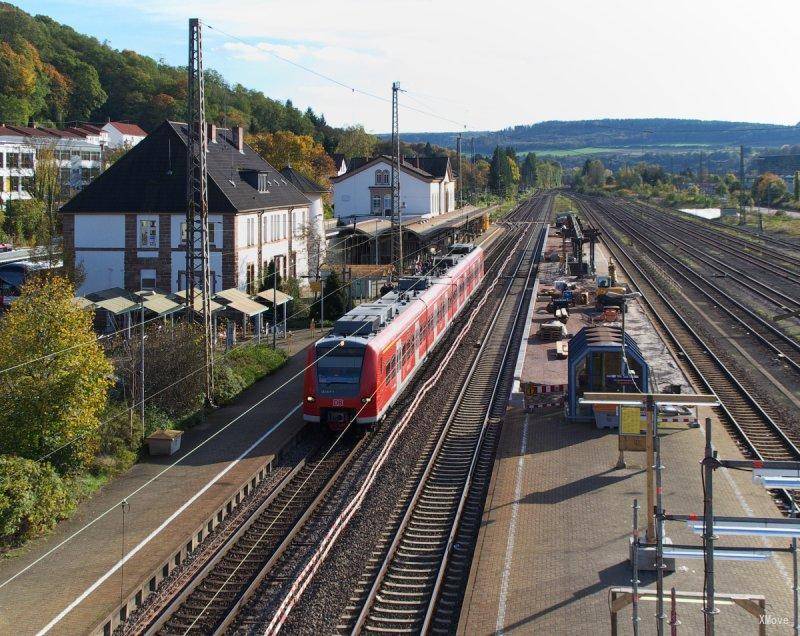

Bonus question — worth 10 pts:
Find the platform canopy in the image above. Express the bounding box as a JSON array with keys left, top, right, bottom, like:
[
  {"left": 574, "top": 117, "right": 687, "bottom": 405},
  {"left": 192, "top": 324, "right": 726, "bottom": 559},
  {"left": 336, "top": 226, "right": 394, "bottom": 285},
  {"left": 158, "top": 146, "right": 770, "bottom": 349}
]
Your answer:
[
  {"left": 170, "top": 288, "right": 224, "bottom": 314},
  {"left": 255, "top": 288, "right": 292, "bottom": 306},
  {"left": 214, "top": 287, "right": 268, "bottom": 317},
  {"left": 72, "top": 296, "right": 96, "bottom": 311},
  {"left": 85, "top": 287, "right": 139, "bottom": 315},
  {"left": 133, "top": 291, "right": 182, "bottom": 317}
]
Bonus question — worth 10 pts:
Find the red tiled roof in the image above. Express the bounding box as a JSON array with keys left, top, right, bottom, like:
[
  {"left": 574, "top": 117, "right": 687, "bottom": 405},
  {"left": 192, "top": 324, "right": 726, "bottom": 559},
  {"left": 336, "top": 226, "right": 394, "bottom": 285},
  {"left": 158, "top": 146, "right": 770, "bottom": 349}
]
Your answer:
[{"left": 107, "top": 121, "right": 147, "bottom": 136}]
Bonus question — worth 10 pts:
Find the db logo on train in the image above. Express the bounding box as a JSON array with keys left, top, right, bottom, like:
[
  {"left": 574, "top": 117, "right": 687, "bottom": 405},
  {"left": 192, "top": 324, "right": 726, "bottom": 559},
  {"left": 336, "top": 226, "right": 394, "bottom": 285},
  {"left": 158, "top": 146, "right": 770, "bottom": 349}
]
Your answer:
[{"left": 332, "top": 399, "right": 344, "bottom": 407}]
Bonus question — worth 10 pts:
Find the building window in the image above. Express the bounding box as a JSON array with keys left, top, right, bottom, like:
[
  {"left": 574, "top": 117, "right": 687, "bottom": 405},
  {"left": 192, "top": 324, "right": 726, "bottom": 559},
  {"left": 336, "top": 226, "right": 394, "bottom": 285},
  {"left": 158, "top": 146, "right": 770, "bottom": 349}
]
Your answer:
[
  {"left": 246, "top": 263, "right": 255, "bottom": 294},
  {"left": 7, "top": 153, "right": 19, "bottom": 168},
  {"left": 383, "top": 195, "right": 391, "bottom": 214},
  {"left": 246, "top": 218, "right": 256, "bottom": 246},
  {"left": 20, "top": 153, "right": 34, "bottom": 168},
  {"left": 257, "top": 173, "right": 269, "bottom": 192},
  {"left": 375, "top": 169, "right": 389, "bottom": 185},
  {"left": 10, "top": 176, "right": 20, "bottom": 191},
  {"left": 140, "top": 269, "right": 157, "bottom": 290},
  {"left": 139, "top": 219, "right": 158, "bottom": 248},
  {"left": 372, "top": 195, "right": 382, "bottom": 215},
  {"left": 208, "top": 222, "right": 216, "bottom": 246}
]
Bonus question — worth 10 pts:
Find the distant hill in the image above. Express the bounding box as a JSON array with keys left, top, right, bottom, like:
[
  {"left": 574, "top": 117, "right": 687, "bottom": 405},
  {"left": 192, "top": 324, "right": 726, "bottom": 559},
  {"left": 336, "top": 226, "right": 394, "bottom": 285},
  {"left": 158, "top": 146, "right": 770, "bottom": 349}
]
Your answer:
[
  {"left": 398, "top": 118, "right": 800, "bottom": 155},
  {"left": 0, "top": 2, "right": 339, "bottom": 150}
]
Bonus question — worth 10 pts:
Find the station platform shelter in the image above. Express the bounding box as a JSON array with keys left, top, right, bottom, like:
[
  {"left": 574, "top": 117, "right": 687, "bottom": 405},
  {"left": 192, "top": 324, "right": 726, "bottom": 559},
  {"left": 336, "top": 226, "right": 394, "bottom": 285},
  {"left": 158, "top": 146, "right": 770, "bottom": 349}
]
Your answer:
[
  {"left": 567, "top": 324, "right": 649, "bottom": 420},
  {"left": 336, "top": 205, "right": 490, "bottom": 266}
]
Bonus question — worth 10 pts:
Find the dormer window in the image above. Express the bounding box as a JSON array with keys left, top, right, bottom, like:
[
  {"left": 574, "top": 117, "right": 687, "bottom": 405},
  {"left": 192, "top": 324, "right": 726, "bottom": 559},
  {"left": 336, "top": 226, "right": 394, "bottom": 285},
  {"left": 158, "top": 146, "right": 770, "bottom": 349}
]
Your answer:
[
  {"left": 375, "top": 169, "right": 390, "bottom": 185},
  {"left": 258, "top": 173, "right": 269, "bottom": 192}
]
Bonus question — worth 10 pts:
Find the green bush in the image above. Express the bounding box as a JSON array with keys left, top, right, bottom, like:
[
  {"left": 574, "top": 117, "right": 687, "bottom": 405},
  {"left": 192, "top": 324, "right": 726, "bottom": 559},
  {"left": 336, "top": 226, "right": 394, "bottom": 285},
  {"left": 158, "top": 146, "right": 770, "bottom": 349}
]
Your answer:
[
  {"left": 213, "top": 364, "right": 247, "bottom": 405},
  {"left": 226, "top": 344, "right": 287, "bottom": 386},
  {"left": 0, "top": 456, "right": 75, "bottom": 546}
]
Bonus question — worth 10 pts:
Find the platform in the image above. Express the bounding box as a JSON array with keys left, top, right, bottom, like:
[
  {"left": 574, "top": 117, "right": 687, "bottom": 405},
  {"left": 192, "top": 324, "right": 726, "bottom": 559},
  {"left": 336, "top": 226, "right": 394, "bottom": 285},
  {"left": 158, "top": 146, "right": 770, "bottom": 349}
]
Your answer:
[
  {"left": 0, "top": 332, "right": 318, "bottom": 635},
  {"left": 459, "top": 228, "right": 795, "bottom": 634}
]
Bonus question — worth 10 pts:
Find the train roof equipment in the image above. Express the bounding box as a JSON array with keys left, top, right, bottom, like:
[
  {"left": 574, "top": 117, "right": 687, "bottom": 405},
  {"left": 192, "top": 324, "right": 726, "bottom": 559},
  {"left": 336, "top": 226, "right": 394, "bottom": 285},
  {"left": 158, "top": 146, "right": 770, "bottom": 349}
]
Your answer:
[{"left": 325, "top": 243, "right": 479, "bottom": 345}]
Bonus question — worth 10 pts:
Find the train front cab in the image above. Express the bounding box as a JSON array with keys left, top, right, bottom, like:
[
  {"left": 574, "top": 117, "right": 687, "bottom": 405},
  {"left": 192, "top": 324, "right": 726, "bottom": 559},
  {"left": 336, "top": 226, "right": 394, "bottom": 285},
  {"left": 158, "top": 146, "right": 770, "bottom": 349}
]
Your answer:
[{"left": 304, "top": 340, "right": 378, "bottom": 429}]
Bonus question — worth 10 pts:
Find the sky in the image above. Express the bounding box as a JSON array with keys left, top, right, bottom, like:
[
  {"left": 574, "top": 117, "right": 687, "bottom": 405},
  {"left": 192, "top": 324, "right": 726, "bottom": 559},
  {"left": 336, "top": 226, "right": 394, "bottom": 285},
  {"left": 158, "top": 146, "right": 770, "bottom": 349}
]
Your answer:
[{"left": 21, "top": 0, "right": 800, "bottom": 134}]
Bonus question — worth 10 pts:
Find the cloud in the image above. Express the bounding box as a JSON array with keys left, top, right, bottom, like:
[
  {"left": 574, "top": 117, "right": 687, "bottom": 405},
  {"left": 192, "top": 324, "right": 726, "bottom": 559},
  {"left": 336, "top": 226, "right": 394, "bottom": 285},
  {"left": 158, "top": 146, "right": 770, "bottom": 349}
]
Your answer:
[{"left": 58, "top": 0, "right": 800, "bottom": 130}]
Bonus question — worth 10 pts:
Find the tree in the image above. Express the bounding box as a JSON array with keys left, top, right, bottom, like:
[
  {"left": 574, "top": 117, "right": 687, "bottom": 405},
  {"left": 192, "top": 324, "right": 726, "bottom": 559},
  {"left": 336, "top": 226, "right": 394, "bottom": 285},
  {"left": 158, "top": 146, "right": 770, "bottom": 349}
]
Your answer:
[
  {"left": 312, "top": 270, "right": 347, "bottom": 321},
  {"left": 489, "top": 146, "right": 514, "bottom": 196},
  {"left": 521, "top": 153, "right": 538, "bottom": 188},
  {"left": 507, "top": 156, "right": 520, "bottom": 185},
  {"left": 117, "top": 323, "right": 204, "bottom": 422},
  {"left": 0, "top": 277, "right": 112, "bottom": 473},
  {"left": 334, "top": 124, "right": 378, "bottom": 159},
  {"left": 3, "top": 199, "right": 46, "bottom": 245},
  {"left": 583, "top": 159, "right": 606, "bottom": 188},
  {"left": 753, "top": 172, "right": 787, "bottom": 206},
  {"left": 263, "top": 258, "right": 282, "bottom": 292},
  {"left": 795, "top": 171, "right": 800, "bottom": 201},
  {"left": 247, "top": 131, "right": 335, "bottom": 185}
]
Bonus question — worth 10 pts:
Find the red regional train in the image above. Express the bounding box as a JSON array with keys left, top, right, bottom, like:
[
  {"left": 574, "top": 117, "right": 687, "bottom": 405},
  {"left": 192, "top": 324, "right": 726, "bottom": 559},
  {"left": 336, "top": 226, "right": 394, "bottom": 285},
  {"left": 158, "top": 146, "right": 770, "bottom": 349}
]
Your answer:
[{"left": 303, "top": 243, "right": 485, "bottom": 429}]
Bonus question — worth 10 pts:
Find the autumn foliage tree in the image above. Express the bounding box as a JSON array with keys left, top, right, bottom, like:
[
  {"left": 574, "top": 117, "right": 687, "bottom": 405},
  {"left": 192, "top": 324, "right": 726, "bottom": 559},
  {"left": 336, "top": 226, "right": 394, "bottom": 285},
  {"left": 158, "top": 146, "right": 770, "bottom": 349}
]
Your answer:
[
  {"left": 752, "top": 172, "right": 787, "bottom": 206},
  {"left": 0, "top": 276, "right": 112, "bottom": 473},
  {"left": 247, "top": 131, "right": 335, "bottom": 185}
]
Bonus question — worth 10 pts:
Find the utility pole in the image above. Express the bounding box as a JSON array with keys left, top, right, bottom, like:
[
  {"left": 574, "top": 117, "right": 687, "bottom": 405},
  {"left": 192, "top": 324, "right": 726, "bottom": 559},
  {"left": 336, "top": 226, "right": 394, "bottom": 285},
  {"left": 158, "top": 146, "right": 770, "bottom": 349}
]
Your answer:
[
  {"left": 739, "top": 145, "right": 745, "bottom": 189},
  {"left": 391, "top": 81, "right": 403, "bottom": 277},
  {"left": 186, "top": 17, "right": 214, "bottom": 402},
  {"left": 456, "top": 133, "right": 462, "bottom": 209}
]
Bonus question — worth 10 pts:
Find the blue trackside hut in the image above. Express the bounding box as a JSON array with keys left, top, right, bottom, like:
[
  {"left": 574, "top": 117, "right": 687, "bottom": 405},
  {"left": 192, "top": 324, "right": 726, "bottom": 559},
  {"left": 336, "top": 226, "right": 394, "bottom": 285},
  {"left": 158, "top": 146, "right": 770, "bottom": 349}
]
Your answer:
[{"left": 567, "top": 324, "right": 649, "bottom": 420}]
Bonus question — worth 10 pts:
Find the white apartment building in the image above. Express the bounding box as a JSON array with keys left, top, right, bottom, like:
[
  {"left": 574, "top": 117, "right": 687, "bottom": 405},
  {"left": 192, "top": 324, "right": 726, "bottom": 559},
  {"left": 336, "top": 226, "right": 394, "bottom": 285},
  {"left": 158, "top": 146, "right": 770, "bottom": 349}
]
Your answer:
[{"left": 331, "top": 155, "right": 456, "bottom": 221}]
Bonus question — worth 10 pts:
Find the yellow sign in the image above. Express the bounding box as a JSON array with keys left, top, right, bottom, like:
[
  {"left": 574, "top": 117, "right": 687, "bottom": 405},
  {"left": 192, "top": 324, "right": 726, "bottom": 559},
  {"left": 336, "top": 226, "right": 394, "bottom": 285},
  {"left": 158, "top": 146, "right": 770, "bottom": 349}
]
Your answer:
[{"left": 620, "top": 406, "right": 644, "bottom": 435}]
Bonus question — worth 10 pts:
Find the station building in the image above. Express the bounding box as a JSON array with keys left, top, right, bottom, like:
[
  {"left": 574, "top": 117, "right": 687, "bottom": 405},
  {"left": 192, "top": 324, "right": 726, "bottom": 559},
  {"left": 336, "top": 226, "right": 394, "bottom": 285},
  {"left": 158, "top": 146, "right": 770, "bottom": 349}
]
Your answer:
[
  {"left": 330, "top": 154, "right": 456, "bottom": 221},
  {"left": 60, "top": 120, "right": 315, "bottom": 297}
]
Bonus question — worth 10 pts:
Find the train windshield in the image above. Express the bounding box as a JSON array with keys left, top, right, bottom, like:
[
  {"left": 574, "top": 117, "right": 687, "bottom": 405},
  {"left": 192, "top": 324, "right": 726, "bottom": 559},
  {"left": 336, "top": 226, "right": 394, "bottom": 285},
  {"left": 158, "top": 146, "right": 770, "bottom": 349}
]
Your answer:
[{"left": 316, "top": 345, "right": 364, "bottom": 393}]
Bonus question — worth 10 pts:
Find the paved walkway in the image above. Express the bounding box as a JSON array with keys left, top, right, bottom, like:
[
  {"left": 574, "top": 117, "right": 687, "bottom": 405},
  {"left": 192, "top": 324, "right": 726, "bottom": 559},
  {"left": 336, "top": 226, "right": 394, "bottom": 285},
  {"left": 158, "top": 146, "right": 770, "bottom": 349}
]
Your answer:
[{"left": 0, "top": 331, "right": 319, "bottom": 635}]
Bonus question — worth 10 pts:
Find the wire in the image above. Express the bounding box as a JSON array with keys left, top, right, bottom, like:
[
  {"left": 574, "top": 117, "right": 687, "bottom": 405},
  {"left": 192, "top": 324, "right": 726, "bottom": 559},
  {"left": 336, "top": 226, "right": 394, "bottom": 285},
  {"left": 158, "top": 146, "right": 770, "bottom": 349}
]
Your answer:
[
  {"left": 0, "top": 211, "right": 476, "bottom": 376},
  {"left": 203, "top": 22, "right": 467, "bottom": 129},
  {"left": 34, "top": 330, "right": 348, "bottom": 463},
  {"left": 182, "top": 342, "right": 377, "bottom": 633},
  {"left": 0, "top": 341, "right": 346, "bottom": 593}
]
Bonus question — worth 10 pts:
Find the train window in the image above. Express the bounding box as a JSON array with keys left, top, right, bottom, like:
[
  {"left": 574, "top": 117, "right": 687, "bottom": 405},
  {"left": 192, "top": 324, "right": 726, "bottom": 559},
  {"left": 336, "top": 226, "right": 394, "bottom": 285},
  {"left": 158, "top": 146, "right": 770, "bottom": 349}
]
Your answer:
[
  {"left": 316, "top": 345, "right": 364, "bottom": 393},
  {"left": 385, "top": 352, "right": 397, "bottom": 384},
  {"left": 401, "top": 339, "right": 414, "bottom": 366}
]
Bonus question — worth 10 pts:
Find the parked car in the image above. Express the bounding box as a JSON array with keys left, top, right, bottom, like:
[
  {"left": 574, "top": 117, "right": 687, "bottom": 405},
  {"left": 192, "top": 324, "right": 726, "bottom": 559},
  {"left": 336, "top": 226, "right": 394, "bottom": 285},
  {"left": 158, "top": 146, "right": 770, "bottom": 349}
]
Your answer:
[{"left": 0, "top": 243, "right": 13, "bottom": 252}]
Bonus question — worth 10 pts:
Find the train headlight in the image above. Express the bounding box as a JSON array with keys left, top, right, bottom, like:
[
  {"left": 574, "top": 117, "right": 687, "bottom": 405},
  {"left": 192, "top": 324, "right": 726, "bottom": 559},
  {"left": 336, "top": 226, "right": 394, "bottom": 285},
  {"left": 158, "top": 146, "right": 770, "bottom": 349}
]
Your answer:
[
  {"left": 306, "top": 395, "right": 316, "bottom": 403},
  {"left": 361, "top": 397, "right": 371, "bottom": 404}
]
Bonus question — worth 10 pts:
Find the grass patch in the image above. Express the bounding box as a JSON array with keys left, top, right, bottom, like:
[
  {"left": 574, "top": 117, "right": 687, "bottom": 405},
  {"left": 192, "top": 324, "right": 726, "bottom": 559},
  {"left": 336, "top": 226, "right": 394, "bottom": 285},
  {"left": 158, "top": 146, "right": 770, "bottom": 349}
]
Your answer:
[{"left": 553, "top": 194, "right": 574, "bottom": 215}]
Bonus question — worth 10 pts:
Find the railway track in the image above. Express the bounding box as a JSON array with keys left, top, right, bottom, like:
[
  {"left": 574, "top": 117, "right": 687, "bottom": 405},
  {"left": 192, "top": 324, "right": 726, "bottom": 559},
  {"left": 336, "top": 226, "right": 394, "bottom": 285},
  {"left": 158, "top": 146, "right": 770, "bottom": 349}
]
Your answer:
[
  {"left": 582, "top": 197, "right": 800, "bottom": 379},
  {"left": 342, "top": 200, "right": 549, "bottom": 634},
  {"left": 633, "top": 199, "right": 800, "bottom": 274},
  {"left": 123, "top": 194, "right": 548, "bottom": 635},
  {"left": 574, "top": 195, "right": 800, "bottom": 510},
  {"left": 129, "top": 438, "right": 362, "bottom": 635},
  {"left": 593, "top": 198, "right": 800, "bottom": 311}
]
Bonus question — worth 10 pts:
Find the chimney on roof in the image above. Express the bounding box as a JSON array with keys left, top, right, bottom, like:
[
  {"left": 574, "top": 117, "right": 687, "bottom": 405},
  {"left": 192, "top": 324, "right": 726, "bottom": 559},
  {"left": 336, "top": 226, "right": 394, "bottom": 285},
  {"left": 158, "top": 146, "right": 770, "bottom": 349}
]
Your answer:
[
  {"left": 232, "top": 125, "right": 244, "bottom": 153},
  {"left": 207, "top": 123, "right": 217, "bottom": 143}
]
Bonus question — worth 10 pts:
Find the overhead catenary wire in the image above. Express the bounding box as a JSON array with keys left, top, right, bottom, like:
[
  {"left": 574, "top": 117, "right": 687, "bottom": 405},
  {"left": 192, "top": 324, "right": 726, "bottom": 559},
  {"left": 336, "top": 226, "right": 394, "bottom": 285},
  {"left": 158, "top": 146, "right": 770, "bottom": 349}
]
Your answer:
[
  {"left": 0, "top": 220, "right": 474, "bottom": 377},
  {"left": 203, "top": 22, "right": 468, "bottom": 130},
  {"left": 0, "top": 341, "right": 346, "bottom": 594},
  {"left": 4, "top": 234, "right": 480, "bottom": 601}
]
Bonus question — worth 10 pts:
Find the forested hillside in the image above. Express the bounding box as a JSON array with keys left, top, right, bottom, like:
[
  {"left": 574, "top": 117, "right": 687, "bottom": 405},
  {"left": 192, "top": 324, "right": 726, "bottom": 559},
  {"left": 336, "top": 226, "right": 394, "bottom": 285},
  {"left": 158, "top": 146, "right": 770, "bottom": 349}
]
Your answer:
[
  {"left": 0, "top": 3, "right": 340, "bottom": 150},
  {"left": 400, "top": 118, "right": 800, "bottom": 154}
]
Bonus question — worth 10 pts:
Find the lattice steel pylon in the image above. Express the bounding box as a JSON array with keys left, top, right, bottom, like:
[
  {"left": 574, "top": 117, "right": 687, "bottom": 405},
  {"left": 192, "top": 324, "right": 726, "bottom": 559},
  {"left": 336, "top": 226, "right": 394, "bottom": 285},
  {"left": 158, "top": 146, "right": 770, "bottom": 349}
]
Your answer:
[
  {"left": 186, "top": 17, "right": 214, "bottom": 402},
  {"left": 390, "top": 81, "right": 403, "bottom": 277}
]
